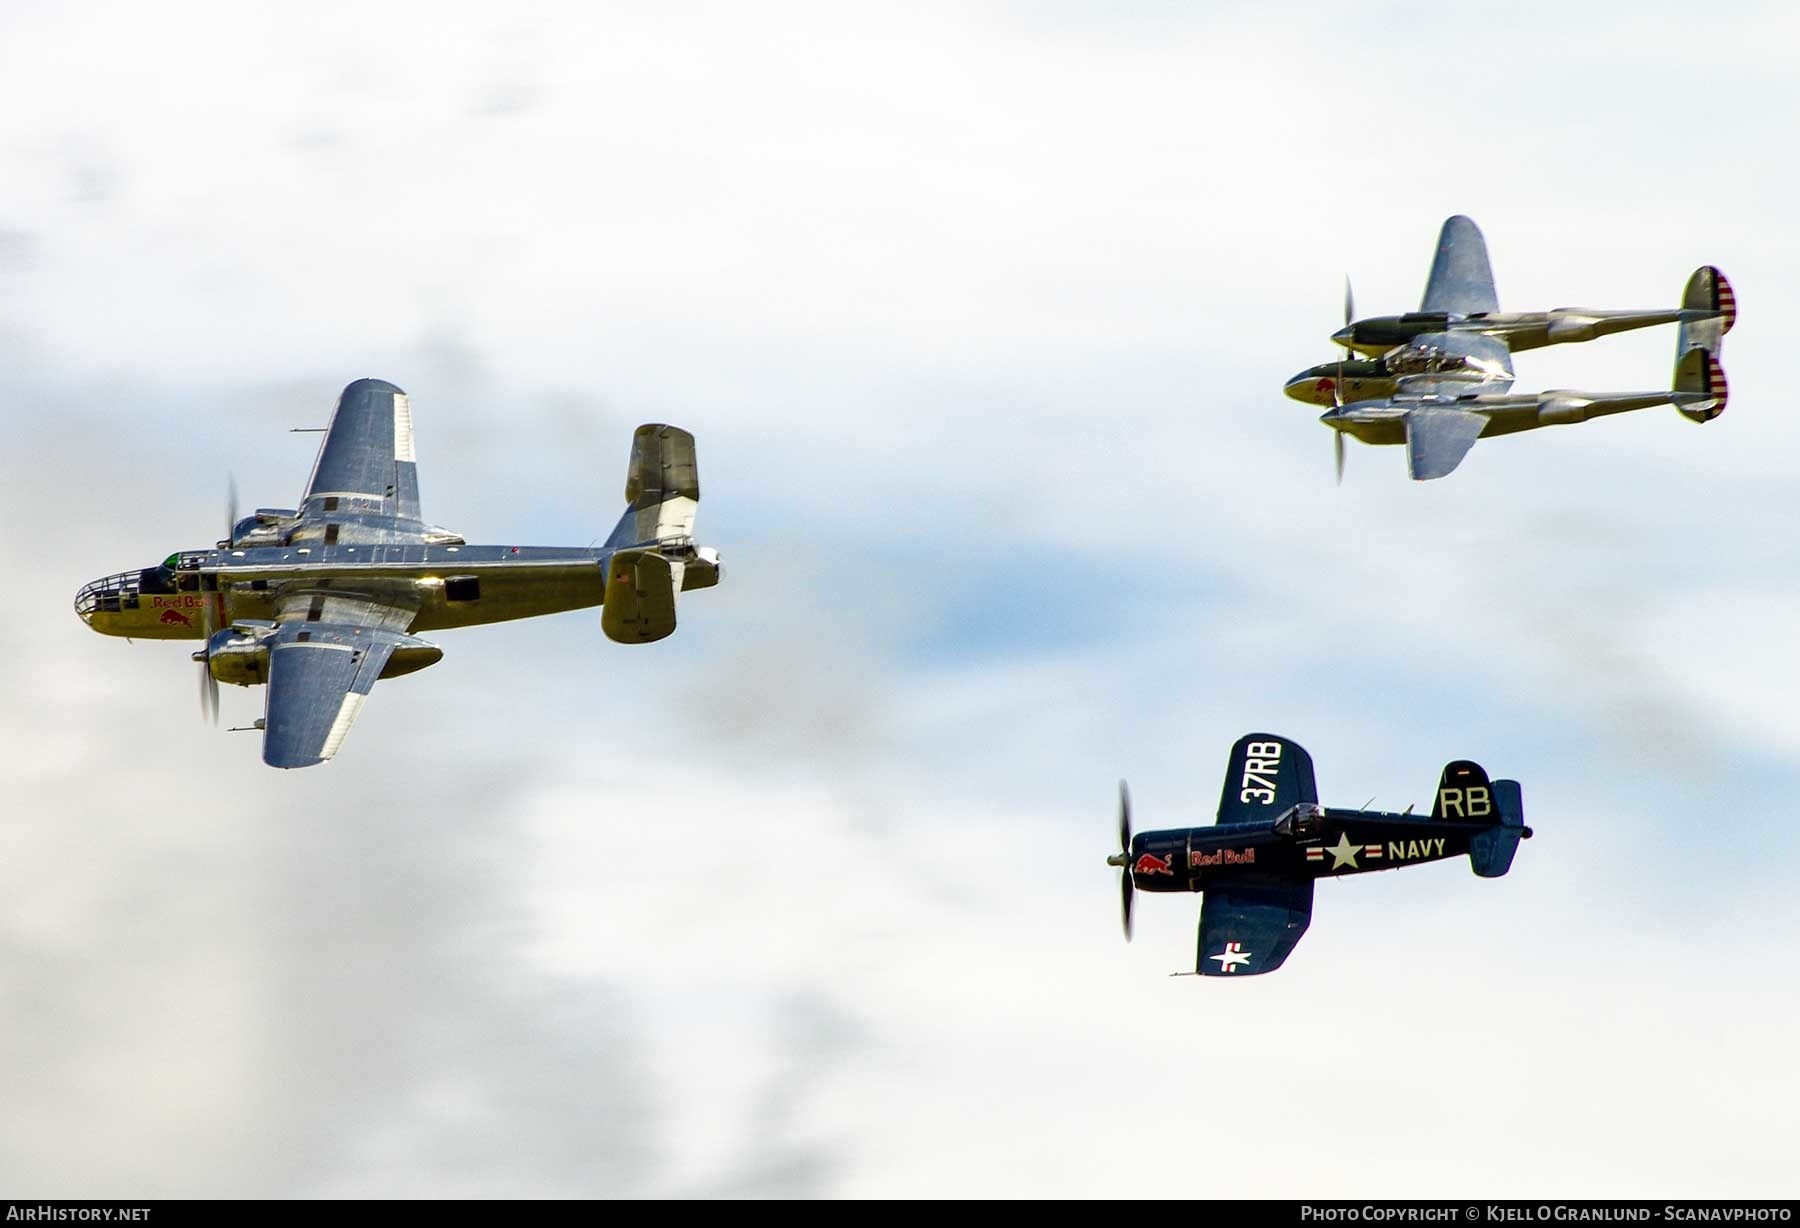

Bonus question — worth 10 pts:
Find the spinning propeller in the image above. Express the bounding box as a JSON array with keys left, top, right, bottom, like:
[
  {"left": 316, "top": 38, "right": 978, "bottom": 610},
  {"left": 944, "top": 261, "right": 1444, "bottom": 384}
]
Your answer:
[
  {"left": 197, "top": 657, "right": 220, "bottom": 725},
  {"left": 1105, "top": 781, "right": 1134, "bottom": 941},
  {"left": 195, "top": 475, "right": 238, "bottom": 725},
  {"left": 1332, "top": 275, "right": 1355, "bottom": 485}
]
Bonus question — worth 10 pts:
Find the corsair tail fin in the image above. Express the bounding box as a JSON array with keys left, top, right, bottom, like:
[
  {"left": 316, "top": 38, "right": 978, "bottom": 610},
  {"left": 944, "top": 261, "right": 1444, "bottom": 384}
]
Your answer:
[
  {"left": 1429, "top": 760, "right": 1494, "bottom": 821},
  {"left": 1674, "top": 346, "right": 1728, "bottom": 424},
  {"left": 1469, "top": 779, "right": 1528, "bottom": 878}
]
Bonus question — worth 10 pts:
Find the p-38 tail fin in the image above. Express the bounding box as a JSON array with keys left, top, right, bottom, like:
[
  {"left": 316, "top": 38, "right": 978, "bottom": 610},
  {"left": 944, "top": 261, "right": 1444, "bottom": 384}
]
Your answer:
[
  {"left": 1681, "top": 265, "right": 1737, "bottom": 338},
  {"left": 1674, "top": 346, "right": 1728, "bottom": 424},
  {"left": 1675, "top": 268, "right": 1733, "bottom": 428}
]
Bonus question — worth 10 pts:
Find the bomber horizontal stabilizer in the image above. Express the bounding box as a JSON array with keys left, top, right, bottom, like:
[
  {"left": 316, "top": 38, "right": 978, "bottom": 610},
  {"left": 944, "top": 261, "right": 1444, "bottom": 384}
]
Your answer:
[{"left": 601, "top": 549, "right": 679, "bottom": 643}]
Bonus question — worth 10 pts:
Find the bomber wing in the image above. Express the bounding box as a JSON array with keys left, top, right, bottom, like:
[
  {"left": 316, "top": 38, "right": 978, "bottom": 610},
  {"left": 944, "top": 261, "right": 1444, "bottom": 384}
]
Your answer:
[
  {"left": 260, "top": 588, "right": 421, "bottom": 769},
  {"left": 1195, "top": 879, "right": 1314, "bottom": 976},
  {"left": 295, "top": 378, "right": 426, "bottom": 539}
]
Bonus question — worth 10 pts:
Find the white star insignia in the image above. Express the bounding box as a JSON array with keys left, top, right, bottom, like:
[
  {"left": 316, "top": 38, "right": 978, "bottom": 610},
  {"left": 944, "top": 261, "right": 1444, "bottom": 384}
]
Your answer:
[
  {"left": 1325, "top": 831, "right": 1360, "bottom": 870},
  {"left": 1210, "top": 941, "right": 1251, "bottom": 972}
]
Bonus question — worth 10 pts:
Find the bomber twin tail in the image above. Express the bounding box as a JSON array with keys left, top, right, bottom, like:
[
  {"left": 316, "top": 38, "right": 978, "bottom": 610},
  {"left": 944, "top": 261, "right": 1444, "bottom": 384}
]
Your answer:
[
  {"left": 75, "top": 378, "right": 720, "bottom": 768},
  {"left": 1107, "top": 733, "right": 1531, "bottom": 976}
]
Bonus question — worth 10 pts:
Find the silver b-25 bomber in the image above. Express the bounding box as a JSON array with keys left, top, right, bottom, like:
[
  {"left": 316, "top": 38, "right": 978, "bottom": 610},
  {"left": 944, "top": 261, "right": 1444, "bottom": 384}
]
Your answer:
[
  {"left": 75, "top": 379, "right": 719, "bottom": 768},
  {"left": 1286, "top": 215, "right": 1734, "bottom": 480}
]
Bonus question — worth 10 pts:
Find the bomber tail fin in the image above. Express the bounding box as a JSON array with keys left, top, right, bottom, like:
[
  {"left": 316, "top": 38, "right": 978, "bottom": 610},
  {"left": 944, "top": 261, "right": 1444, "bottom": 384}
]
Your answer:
[
  {"left": 606, "top": 424, "right": 699, "bottom": 548},
  {"left": 600, "top": 425, "right": 719, "bottom": 645}
]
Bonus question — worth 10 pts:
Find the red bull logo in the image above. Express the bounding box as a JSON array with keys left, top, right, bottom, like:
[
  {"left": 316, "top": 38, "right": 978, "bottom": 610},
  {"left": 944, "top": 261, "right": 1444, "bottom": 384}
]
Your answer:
[
  {"left": 159, "top": 608, "right": 193, "bottom": 626},
  {"left": 1189, "top": 847, "right": 1256, "bottom": 868},
  {"left": 1132, "top": 852, "right": 1173, "bottom": 876}
]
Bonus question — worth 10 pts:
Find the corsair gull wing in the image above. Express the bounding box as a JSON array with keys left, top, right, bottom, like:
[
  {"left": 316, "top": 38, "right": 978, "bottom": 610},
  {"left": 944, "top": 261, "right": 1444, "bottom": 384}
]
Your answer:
[
  {"left": 1215, "top": 732, "right": 1318, "bottom": 826},
  {"left": 1195, "top": 878, "right": 1315, "bottom": 976}
]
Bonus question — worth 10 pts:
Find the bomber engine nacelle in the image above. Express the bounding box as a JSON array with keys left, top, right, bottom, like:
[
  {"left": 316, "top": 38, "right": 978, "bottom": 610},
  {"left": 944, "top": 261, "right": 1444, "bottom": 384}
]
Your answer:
[
  {"left": 200, "top": 622, "right": 443, "bottom": 686},
  {"left": 201, "top": 623, "right": 277, "bottom": 687},
  {"left": 226, "top": 509, "right": 300, "bottom": 549}
]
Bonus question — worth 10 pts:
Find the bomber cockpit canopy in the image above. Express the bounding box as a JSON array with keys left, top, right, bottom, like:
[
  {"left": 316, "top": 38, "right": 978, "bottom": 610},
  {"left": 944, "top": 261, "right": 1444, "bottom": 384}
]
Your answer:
[
  {"left": 158, "top": 551, "right": 211, "bottom": 592},
  {"left": 1273, "top": 802, "right": 1325, "bottom": 838}
]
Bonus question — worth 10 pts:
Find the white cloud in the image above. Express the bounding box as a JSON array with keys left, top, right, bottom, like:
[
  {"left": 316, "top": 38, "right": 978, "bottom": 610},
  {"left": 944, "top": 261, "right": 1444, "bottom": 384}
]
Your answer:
[{"left": 4, "top": 0, "right": 1798, "bottom": 1197}]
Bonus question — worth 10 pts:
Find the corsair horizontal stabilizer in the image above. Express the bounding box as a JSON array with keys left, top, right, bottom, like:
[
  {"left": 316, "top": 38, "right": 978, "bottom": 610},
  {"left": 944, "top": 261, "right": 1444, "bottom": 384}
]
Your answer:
[{"left": 1469, "top": 779, "right": 1529, "bottom": 878}]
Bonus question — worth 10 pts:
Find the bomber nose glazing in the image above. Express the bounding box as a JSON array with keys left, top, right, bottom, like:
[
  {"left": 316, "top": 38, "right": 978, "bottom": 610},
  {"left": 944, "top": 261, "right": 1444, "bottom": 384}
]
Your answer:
[{"left": 74, "top": 574, "right": 127, "bottom": 626}]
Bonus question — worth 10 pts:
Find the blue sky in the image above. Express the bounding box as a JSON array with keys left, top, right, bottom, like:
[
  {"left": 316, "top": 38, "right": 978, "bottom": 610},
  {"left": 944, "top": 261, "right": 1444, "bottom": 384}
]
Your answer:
[{"left": 4, "top": 0, "right": 1799, "bottom": 1197}]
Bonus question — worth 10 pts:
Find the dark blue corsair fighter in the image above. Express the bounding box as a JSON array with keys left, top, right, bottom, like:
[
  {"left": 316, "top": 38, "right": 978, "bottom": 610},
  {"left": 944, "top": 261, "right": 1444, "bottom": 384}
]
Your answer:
[{"left": 1108, "top": 733, "right": 1531, "bottom": 976}]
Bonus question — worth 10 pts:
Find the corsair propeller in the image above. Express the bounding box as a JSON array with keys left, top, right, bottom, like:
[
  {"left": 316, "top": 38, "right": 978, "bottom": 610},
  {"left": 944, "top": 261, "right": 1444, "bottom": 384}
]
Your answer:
[{"left": 1106, "top": 781, "right": 1134, "bottom": 941}]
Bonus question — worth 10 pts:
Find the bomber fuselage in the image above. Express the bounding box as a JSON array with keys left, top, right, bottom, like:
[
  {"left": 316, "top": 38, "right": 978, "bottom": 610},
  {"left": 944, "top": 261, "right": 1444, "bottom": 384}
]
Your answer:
[{"left": 72, "top": 542, "right": 672, "bottom": 640}]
